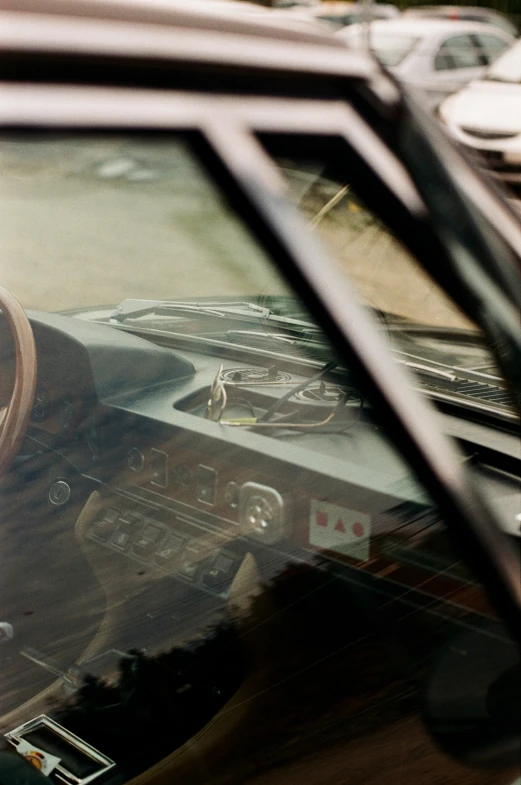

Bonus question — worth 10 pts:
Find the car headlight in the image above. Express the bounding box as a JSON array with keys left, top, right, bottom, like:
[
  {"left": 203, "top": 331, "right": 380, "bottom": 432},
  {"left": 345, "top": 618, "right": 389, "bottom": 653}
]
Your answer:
[{"left": 436, "top": 94, "right": 458, "bottom": 126}]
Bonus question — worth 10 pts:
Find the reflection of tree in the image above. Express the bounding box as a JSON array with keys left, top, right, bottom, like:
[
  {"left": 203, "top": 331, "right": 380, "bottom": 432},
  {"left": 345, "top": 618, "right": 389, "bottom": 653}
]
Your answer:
[
  {"left": 54, "top": 558, "right": 474, "bottom": 780},
  {"left": 57, "top": 623, "right": 243, "bottom": 777},
  {"left": 236, "top": 561, "right": 424, "bottom": 770}
]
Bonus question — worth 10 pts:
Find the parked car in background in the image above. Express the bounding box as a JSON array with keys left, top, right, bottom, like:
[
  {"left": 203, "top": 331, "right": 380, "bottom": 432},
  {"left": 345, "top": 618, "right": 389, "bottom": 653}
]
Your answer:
[
  {"left": 439, "top": 38, "right": 521, "bottom": 183},
  {"left": 339, "top": 17, "right": 514, "bottom": 110},
  {"left": 402, "top": 5, "right": 518, "bottom": 37},
  {"left": 0, "top": 3, "right": 520, "bottom": 785},
  {"left": 286, "top": 0, "right": 399, "bottom": 29},
  {"left": 273, "top": 0, "right": 319, "bottom": 7}
]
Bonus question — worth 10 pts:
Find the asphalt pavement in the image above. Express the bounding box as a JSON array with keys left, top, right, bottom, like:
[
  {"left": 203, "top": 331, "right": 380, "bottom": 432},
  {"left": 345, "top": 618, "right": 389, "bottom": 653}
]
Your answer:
[{"left": 0, "top": 135, "right": 473, "bottom": 332}]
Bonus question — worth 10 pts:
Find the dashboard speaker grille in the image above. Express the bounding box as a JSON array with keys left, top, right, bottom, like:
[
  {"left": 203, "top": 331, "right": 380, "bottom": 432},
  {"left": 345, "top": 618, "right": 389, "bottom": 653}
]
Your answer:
[
  {"left": 221, "top": 367, "right": 292, "bottom": 384},
  {"left": 294, "top": 383, "right": 345, "bottom": 403}
]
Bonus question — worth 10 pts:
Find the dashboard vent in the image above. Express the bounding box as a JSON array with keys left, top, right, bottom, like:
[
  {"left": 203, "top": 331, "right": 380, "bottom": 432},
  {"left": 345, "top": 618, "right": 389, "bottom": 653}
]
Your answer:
[{"left": 221, "top": 367, "right": 292, "bottom": 384}]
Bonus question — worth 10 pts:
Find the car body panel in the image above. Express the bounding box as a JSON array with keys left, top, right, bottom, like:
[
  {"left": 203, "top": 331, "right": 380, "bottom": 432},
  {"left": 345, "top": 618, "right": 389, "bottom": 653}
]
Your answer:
[
  {"left": 403, "top": 5, "right": 519, "bottom": 37},
  {"left": 439, "top": 40, "right": 521, "bottom": 181}
]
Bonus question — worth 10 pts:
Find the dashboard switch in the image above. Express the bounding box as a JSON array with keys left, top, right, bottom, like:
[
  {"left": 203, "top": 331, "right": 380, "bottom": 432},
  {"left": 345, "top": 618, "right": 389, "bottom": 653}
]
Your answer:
[
  {"left": 202, "top": 552, "right": 237, "bottom": 592},
  {"left": 150, "top": 449, "right": 168, "bottom": 488},
  {"left": 197, "top": 465, "right": 217, "bottom": 505},
  {"left": 178, "top": 558, "right": 202, "bottom": 581},
  {"left": 90, "top": 509, "right": 120, "bottom": 542},
  {"left": 111, "top": 515, "right": 143, "bottom": 550},
  {"left": 154, "top": 534, "right": 184, "bottom": 565},
  {"left": 102, "top": 508, "right": 121, "bottom": 523},
  {"left": 132, "top": 524, "right": 164, "bottom": 558}
]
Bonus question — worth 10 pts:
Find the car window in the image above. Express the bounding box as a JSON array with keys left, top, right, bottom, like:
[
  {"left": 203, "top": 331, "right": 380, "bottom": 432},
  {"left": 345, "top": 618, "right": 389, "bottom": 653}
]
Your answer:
[
  {"left": 473, "top": 33, "right": 510, "bottom": 65},
  {"left": 0, "top": 130, "right": 518, "bottom": 785},
  {"left": 434, "top": 34, "right": 484, "bottom": 71},
  {"left": 316, "top": 13, "right": 350, "bottom": 28}
]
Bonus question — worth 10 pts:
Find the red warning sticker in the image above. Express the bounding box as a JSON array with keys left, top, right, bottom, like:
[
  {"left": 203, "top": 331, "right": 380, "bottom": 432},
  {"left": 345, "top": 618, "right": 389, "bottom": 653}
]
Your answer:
[{"left": 309, "top": 500, "right": 371, "bottom": 561}]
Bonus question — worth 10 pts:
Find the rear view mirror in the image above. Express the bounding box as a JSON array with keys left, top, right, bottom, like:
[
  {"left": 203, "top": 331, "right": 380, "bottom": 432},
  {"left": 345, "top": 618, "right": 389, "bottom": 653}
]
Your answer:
[{"left": 423, "top": 618, "right": 520, "bottom": 765}]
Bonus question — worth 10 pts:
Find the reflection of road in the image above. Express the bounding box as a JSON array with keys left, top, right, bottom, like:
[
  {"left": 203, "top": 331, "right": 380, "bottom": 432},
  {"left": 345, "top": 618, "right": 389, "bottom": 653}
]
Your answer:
[
  {"left": 0, "top": 138, "right": 287, "bottom": 313},
  {"left": 0, "top": 135, "right": 475, "bottom": 332}
]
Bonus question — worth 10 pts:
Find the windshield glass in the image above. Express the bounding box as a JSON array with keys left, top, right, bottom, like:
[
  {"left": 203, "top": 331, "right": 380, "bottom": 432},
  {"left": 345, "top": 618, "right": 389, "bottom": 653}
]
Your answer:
[
  {"left": 0, "top": 134, "right": 291, "bottom": 311},
  {"left": 0, "top": 132, "right": 514, "bottom": 423},
  {"left": 485, "top": 39, "right": 521, "bottom": 82},
  {"left": 0, "top": 130, "right": 519, "bottom": 785}
]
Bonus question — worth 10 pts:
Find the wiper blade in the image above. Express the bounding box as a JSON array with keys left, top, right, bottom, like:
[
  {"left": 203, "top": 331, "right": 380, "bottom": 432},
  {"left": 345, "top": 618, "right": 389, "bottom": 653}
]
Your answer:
[
  {"left": 393, "top": 350, "right": 504, "bottom": 386},
  {"left": 109, "top": 298, "right": 317, "bottom": 331},
  {"left": 396, "top": 358, "right": 457, "bottom": 382},
  {"left": 111, "top": 299, "right": 267, "bottom": 322},
  {"left": 395, "top": 352, "right": 516, "bottom": 420}
]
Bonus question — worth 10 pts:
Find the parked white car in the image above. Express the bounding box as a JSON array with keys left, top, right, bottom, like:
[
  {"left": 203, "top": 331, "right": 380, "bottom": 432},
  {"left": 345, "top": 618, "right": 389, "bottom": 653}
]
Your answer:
[
  {"left": 288, "top": 1, "right": 399, "bottom": 29},
  {"left": 438, "top": 39, "right": 521, "bottom": 183},
  {"left": 402, "top": 5, "right": 518, "bottom": 38},
  {"left": 338, "top": 17, "right": 514, "bottom": 111}
]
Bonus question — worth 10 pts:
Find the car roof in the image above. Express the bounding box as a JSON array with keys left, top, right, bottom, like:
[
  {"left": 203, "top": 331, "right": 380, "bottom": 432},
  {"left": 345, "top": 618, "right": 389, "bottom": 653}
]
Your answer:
[
  {"left": 291, "top": 2, "right": 397, "bottom": 16},
  {"left": 404, "top": 5, "right": 508, "bottom": 18},
  {"left": 1, "top": 0, "right": 345, "bottom": 43},
  {"left": 1, "top": 0, "right": 386, "bottom": 97},
  {"left": 342, "top": 16, "right": 513, "bottom": 37}
]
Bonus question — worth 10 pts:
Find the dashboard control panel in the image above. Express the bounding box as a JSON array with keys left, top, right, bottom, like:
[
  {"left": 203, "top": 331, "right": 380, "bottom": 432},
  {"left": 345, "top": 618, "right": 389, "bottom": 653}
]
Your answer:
[{"left": 86, "top": 504, "right": 242, "bottom": 597}]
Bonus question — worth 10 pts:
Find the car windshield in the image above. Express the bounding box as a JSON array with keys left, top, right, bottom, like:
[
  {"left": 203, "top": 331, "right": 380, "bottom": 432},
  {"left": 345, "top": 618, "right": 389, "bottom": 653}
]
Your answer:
[
  {"left": 485, "top": 39, "right": 521, "bottom": 82},
  {"left": 0, "top": 129, "right": 519, "bottom": 785},
  {"left": 344, "top": 30, "right": 420, "bottom": 66}
]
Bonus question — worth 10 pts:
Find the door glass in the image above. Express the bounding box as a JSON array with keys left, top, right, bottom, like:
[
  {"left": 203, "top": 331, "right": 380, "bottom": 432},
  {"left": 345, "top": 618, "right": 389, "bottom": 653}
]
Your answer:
[
  {"left": 473, "top": 33, "right": 510, "bottom": 65},
  {"left": 0, "top": 131, "right": 518, "bottom": 785},
  {"left": 435, "top": 35, "right": 482, "bottom": 70}
]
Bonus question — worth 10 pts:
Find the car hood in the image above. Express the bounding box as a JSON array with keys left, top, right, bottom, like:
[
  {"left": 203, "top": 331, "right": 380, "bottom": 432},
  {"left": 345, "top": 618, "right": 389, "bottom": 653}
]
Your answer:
[{"left": 443, "top": 80, "right": 521, "bottom": 133}]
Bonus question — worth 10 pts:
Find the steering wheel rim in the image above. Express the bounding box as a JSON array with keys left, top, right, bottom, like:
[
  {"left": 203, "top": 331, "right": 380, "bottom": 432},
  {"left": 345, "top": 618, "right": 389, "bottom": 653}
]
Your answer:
[{"left": 0, "top": 286, "right": 37, "bottom": 478}]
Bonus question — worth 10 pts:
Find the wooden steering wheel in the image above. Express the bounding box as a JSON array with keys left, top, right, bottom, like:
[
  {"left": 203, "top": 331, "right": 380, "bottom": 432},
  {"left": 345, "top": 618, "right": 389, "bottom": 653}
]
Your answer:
[{"left": 0, "top": 286, "right": 37, "bottom": 477}]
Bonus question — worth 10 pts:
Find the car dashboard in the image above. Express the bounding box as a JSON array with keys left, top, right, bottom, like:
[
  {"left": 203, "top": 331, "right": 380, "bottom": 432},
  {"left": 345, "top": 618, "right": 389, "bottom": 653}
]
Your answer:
[{"left": 1, "top": 309, "right": 519, "bottom": 783}]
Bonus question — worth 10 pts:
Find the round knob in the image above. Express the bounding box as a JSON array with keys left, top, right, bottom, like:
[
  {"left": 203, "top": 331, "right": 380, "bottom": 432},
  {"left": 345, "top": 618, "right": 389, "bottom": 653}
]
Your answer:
[{"left": 48, "top": 479, "right": 71, "bottom": 506}]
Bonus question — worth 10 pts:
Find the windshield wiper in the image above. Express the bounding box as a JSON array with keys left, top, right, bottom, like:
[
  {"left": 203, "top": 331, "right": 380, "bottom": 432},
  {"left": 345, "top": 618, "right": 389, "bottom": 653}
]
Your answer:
[
  {"left": 109, "top": 299, "right": 317, "bottom": 332},
  {"left": 395, "top": 352, "right": 516, "bottom": 420},
  {"left": 394, "top": 350, "right": 504, "bottom": 386},
  {"left": 111, "top": 300, "right": 269, "bottom": 321}
]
